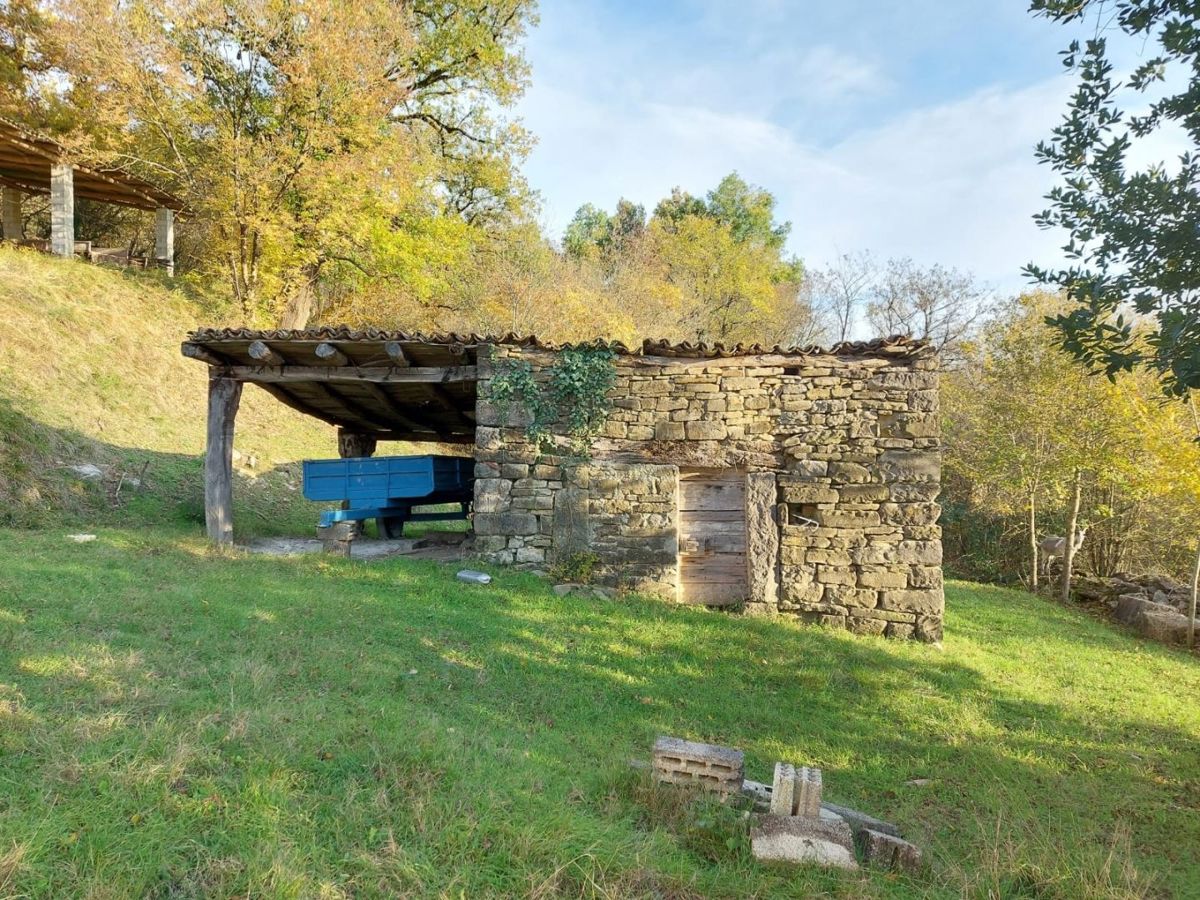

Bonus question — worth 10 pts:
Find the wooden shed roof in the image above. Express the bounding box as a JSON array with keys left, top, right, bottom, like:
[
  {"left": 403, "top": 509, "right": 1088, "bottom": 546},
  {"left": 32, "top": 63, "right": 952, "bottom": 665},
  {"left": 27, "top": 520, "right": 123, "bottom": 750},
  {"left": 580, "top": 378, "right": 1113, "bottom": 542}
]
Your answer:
[
  {"left": 0, "top": 117, "right": 185, "bottom": 212},
  {"left": 181, "top": 328, "right": 928, "bottom": 443}
]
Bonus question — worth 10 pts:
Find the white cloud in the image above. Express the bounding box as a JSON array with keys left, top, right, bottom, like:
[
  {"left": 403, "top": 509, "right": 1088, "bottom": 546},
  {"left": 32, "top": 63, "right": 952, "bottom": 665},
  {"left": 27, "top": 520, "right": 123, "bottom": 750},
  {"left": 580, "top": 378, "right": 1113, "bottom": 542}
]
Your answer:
[
  {"left": 517, "top": 1, "right": 1195, "bottom": 295},
  {"left": 521, "top": 72, "right": 1071, "bottom": 292}
]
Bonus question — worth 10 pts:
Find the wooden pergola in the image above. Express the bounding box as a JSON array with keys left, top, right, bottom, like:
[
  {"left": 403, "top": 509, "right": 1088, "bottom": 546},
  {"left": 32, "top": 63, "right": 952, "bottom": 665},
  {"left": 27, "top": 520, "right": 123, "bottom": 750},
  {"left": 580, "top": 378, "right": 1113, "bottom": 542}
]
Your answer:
[
  {"left": 0, "top": 117, "right": 184, "bottom": 270},
  {"left": 182, "top": 328, "right": 485, "bottom": 543}
]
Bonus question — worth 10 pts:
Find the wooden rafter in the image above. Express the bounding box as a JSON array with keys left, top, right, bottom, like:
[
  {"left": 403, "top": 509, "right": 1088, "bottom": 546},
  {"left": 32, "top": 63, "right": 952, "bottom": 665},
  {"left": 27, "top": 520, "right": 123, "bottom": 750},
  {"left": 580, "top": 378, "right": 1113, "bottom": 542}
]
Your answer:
[
  {"left": 217, "top": 364, "right": 477, "bottom": 384},
  {"left": 314, "top": 342, "right": 349, "bottom": 366},
  {"left": 358, "top": 382, "right": 451, "bottom": 438}
]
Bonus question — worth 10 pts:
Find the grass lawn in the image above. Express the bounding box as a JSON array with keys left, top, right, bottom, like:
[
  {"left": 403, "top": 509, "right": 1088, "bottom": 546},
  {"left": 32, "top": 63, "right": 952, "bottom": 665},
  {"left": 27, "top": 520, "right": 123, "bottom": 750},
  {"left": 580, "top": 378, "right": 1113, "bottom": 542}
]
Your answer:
[{"left": 1, "top": 528, "right": 1197, "bottom": 898}]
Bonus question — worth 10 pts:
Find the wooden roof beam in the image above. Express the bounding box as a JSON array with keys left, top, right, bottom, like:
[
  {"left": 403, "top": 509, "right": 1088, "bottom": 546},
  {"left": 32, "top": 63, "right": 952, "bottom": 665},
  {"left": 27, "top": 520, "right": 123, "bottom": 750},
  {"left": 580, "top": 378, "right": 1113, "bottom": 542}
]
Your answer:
[
  {"left": 428, "top": 385, "right": 474, "bottom": 427},
  {"left": 223, "top": 365, "right": 477, "bottom": 384},
  {"left": 359, "top": 382, "right": 456, "bottom": 439},
  {"left": 247, "top": 340, "right": 286, "bottom": 366},
  {"left": 181, "top": 343, "right": 232, "bottom": 366},
  {"left": 314, "top": 342, "right": 349, "bottom": 366},
  {"left": 384, "top": 341, "right": 411, "bottom": 367}
]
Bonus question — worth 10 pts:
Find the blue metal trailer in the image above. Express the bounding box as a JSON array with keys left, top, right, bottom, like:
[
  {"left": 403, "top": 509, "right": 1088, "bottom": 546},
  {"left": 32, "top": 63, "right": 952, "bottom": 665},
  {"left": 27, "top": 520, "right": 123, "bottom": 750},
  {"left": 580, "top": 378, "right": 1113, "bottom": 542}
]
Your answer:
[{"left": 302, "top": 454, "right": 474, "bottom": 539}]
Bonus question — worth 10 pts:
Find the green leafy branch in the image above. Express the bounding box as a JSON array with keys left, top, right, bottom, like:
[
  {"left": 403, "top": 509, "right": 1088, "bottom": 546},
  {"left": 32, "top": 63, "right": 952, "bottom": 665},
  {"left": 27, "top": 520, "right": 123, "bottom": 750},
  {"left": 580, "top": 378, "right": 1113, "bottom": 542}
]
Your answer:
[{"left": 488, "top": 348, "right": 617, "bottom": 457}]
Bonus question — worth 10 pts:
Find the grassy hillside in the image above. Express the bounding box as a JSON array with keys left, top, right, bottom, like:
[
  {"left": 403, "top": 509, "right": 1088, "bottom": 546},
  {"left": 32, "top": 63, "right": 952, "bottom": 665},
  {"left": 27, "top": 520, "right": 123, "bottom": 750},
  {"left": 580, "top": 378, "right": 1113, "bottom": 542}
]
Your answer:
[
  {"left": 0, "top": 246, "right": 336, "bottom": 532},
  {"left": 1, "top": 527, "right": 1197, "bottom": 898}
]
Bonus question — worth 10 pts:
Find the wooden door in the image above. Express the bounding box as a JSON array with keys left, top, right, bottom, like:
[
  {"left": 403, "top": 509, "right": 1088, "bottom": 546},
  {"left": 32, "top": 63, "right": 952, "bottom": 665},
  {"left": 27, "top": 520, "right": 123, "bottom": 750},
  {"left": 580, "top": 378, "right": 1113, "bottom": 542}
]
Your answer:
[{"left": 678, "top": 469, "right": 747, "bottom": 606}]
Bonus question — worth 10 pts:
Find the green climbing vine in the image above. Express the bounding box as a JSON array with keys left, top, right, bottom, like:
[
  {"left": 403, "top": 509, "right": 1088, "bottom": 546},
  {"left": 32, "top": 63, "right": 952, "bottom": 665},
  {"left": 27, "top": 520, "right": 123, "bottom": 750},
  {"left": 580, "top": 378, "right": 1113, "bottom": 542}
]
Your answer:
[{"left": 488, "top": 347, "right": 617, "bottom": 457}]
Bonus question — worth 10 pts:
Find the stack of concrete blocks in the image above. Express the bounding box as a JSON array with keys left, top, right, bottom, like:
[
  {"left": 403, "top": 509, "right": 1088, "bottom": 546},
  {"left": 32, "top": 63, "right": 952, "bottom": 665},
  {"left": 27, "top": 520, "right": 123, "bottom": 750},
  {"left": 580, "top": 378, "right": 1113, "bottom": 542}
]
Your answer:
[
  {"left": 752, "top": 763, "right": 858, "bottom": 870},
  {"left": 652, "top": 737, "right": 744, "bottom": 797}
]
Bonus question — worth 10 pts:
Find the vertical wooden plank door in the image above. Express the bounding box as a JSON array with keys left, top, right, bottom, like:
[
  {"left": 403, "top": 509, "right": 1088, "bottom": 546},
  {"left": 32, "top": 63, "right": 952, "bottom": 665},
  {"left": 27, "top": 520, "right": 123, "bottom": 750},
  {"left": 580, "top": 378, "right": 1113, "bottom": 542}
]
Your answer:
[{"left": 678, "top": 469, "right": 747, "bottom": 606}]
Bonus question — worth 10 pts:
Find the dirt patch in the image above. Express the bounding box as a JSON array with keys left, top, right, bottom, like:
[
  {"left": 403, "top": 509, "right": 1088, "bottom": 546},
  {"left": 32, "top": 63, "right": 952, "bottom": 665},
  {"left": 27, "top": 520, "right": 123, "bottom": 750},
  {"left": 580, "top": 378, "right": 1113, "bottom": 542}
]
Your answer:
[{"left": 243, "top": 533, "right": 468, "bottom": 562}]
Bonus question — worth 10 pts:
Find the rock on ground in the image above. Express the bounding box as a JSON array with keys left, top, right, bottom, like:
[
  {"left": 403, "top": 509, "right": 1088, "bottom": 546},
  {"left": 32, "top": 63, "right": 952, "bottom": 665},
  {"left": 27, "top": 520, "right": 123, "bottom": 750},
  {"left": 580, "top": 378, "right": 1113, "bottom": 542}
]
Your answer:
[
  {"left": 1114, "top": 594, "right": 1175, "bottom": 626},
  {"left": 751, "top": 814, "right": 858, "bottom": 870},
  {"left": 820, "top": 801, "right": 901, "bottom": 838},
  {"left": 856, "top": 827, "right": 923, "bottom": 873},
  {"left": 1135, "top": 608, "right": 1193, "bottom": 645}
]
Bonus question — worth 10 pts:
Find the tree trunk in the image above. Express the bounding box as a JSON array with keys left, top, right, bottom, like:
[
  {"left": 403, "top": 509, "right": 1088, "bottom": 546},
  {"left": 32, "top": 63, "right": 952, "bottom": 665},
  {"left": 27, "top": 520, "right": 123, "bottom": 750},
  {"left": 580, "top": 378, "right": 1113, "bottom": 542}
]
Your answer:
[
  {"left": 1060, "top": 469, "right": 1083, "bottom": 603},
  {"left": 1028, "top": 490, "right": 1039, "bottom": 591},
  {"left": 1189, "top": 541, "right": 1199, "bottom": 650},
  {"left": 279, "top": 264, "right": 320, "bottom": 329}
]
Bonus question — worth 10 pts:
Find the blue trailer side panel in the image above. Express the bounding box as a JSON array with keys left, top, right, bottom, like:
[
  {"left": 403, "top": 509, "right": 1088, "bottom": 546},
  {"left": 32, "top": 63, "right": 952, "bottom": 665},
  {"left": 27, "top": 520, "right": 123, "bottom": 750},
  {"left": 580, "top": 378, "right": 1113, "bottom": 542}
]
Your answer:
[
  {"left": 303, "top": 456, "right": 446, "bottom": 503},
  {"left": 302, "top": 455, "right": 475, "bottom": 534}
]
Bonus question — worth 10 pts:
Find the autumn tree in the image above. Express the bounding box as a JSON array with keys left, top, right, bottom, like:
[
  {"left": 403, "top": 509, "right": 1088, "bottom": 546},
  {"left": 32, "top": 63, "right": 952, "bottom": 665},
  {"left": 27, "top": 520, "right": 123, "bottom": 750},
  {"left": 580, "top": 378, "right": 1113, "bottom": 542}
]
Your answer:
[
  {"left": 867, "top": 258, "right": 990, "bottom": 359},
  {"left": 945, "top": 292, "right": 1181, "bottom": 595},
  {"left": 563, "top": 173, "right": 813, "bottom": 345},
  {"left": 0, "top": 0, "right": 55, "bottom": 121},
  {"left": 805, "top": 251, "right": 877, "bottom": 343},
  {"left": 1030, "top": 0, "right": 1200, "bottom": 629},
  {"left": 392, "top": 0, "right": 537, "bottom": 227},
  {"left": 42, "top": 0, "right": 535, "bottom": 324}
]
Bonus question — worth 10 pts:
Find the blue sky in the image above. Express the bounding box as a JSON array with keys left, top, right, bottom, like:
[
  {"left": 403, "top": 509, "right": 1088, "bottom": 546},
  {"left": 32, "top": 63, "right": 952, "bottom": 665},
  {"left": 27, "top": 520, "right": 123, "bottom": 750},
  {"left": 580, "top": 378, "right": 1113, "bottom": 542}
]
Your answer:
[{"left": 514, "top": 1, "right": 1158, "bottom": 294}]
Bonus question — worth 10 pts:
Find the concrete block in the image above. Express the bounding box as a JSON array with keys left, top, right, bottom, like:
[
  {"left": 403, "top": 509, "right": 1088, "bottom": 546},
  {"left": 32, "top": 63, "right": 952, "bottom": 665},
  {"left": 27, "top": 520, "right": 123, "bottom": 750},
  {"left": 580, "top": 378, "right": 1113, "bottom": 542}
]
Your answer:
[
  {"left": 770, "top": 763, "right": 822, "bottom": 817},
  {"left": 652, "top": 736, "right": 744, "bottom": 795},
  {"left": 856, "top": 828, "right": 923, "bottom": 873},
  {"left": 751, "top": 814, "right": 858, "bottom": 870},
  {"left": 821, "top": 802, "right": 900, "bottom": 838}
]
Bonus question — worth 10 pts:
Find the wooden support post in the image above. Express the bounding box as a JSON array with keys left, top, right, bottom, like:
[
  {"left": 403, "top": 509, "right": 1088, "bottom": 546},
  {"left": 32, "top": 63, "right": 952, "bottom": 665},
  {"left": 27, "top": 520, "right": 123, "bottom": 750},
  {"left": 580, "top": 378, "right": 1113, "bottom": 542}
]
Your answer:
[
  {"left": 154, "top": 207, "right": 175, "bottom": 275},
  {"left": 204, "top": 376, "right": 243, "bottom": 544},
  {"left": 337, "top": 429, "right": 377, "bottom": 459},
  {"left": 1, "top": 187, "right": 22, "bottom": 240},
  {"left": 337, "top": 429, "right": 377, "bottom": 538},
  {"left": 50, "top": 163, "right": 74, "bottom": 257}
]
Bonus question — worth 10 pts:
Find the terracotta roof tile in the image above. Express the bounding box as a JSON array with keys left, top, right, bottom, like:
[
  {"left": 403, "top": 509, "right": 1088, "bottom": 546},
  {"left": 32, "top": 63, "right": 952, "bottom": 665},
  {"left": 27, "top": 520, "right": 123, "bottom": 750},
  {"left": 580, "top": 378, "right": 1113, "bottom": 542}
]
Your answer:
[{"left": 185, "top": 327, "right": 929, "bottom": 359}]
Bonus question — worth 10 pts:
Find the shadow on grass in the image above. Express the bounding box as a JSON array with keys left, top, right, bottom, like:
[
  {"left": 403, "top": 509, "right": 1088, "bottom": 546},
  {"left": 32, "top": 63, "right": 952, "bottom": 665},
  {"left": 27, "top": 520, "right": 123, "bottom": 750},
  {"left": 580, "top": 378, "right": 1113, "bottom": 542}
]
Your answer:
[
  {"left": 1, "top": 531, "right": 1197, "bottom": 897},
  {"left": 0, "top": 398, "right": 332, "bottom": 536}
]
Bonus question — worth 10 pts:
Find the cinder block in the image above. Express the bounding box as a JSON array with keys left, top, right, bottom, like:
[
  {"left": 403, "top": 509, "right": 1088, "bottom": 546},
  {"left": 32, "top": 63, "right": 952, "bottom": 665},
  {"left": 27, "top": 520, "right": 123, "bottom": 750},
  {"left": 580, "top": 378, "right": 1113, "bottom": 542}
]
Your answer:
[
  {"left": 770, "top": 763, "right": 796, "bottom": 816},
  {"left": 652, "top": 737, "right": 744, "bottom": 795},
  {"left": 770, "top": 763, "right": 822, "bottom": 817}
]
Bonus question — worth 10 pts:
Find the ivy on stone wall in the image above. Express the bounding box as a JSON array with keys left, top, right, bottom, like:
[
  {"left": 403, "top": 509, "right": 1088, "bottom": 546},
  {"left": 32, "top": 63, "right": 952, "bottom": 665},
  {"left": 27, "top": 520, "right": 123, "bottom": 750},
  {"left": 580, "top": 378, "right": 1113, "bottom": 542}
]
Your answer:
[{"left": 489, "top": 347, "right": 617, "bottom": 456}]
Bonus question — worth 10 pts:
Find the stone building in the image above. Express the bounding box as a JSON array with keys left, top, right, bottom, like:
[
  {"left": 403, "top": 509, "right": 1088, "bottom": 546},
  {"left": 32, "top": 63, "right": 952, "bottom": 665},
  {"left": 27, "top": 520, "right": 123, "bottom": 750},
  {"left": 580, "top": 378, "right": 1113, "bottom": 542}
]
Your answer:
[
  {"left": 183, "top": 330, "right": 943, "bottom": 641},
  {"left": 472, "top": 337, "right": 943, "bottom": 642}
]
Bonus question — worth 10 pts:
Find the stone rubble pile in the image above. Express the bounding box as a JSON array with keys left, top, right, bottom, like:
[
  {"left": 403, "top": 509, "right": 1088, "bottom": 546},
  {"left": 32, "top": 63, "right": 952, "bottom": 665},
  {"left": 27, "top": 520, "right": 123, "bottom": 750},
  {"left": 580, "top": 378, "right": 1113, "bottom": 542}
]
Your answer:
[
  {"left": 1074, "top": 574, "right": 1196, "bottom": 646},
  {"left": 648, "top": 736, "right": 923, "bottom": 874}
]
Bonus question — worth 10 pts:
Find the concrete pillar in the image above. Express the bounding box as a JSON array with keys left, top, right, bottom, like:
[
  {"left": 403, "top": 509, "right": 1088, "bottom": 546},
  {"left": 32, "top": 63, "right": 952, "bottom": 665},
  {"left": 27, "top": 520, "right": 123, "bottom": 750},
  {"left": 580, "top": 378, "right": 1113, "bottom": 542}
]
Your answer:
[
  {"left": 1, "top": 187, "right": 23, "bottom": 240},
  {"left": 50, "top": 163, "right": 74, "bottom": 257},
  {"left": 154, "top": 206, "right": 175, "bottom": 275}
]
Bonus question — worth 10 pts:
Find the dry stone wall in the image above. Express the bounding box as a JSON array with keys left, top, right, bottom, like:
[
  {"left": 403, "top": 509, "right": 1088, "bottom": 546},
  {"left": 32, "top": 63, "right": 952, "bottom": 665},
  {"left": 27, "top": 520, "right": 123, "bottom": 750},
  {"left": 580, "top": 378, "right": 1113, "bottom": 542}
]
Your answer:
[{"left": 472, "top": 345, "right": 944, "bottom": 641}]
